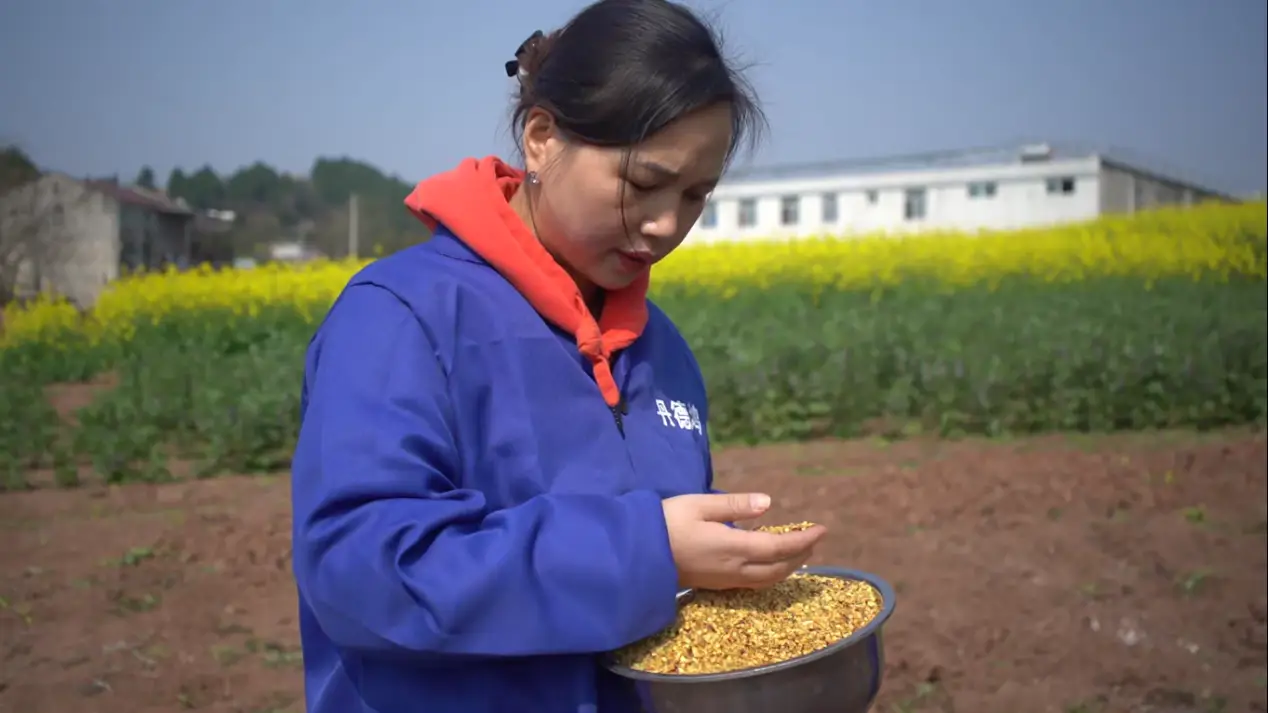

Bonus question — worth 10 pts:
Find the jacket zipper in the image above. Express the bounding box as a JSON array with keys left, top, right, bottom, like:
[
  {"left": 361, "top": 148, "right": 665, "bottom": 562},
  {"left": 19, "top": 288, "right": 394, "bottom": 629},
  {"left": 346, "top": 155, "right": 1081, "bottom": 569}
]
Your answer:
[{"left": 610, "top": 393, "right": 629, "bottom": 438}]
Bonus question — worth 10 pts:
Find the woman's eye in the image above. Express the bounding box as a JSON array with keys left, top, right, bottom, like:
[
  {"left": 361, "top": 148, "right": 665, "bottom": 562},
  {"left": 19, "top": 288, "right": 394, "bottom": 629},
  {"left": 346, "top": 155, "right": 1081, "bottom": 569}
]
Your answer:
[{"left": 625, "top": 179, "right": 655, "bottom": 193}]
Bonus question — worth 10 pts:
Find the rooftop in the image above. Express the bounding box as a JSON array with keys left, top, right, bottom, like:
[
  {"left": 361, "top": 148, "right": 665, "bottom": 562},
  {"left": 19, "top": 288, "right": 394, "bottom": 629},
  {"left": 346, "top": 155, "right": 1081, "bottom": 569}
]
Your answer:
[
  {"left": 721, "top": 140, "right": 1233, "bottom": 198},
  {"left": 83, "top": 179, "right": 193, "bottom": 216}
]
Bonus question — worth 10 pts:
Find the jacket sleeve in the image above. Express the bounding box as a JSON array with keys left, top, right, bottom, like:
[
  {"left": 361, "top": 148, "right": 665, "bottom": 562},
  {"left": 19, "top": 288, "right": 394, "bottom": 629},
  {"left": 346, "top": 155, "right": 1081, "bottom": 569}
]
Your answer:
[
  {"left": 290, "top": 283, "right": 680, "bottom": 659},
  {"left": 685, "top": 338, "right": 732, "bottom": 508}
]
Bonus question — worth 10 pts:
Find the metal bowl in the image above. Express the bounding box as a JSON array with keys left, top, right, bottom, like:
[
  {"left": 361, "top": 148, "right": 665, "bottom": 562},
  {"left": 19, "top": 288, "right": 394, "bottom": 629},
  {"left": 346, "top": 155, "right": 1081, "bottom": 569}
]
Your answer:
[{"left": 603, "top": 566, "right": 896, "bottom": 713}]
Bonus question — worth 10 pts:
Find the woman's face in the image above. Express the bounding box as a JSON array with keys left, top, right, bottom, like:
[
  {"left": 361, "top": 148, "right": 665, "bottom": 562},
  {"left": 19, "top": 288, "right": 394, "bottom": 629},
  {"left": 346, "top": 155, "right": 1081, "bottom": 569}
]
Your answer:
[{"left": 520, "top": 102, "right": 733, "bottom": 294}]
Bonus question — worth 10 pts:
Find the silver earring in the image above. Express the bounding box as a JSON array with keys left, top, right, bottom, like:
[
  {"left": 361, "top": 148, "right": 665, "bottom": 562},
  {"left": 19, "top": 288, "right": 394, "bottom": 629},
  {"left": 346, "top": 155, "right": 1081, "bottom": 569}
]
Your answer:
[{"left": 526, "top": 171, "right": 540, "bottom": 185}]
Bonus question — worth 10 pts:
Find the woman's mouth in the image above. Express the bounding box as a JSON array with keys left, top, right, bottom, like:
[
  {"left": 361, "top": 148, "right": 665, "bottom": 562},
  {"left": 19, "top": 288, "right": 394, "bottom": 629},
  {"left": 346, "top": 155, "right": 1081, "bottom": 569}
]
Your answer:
[{"left": 616, "top": 250, "right": 654, "bottom": 272}]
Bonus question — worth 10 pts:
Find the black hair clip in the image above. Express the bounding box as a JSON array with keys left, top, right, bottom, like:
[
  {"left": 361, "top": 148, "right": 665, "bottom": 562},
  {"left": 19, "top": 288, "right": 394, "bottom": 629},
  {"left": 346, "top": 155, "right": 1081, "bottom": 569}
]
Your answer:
[{"left": 505, "top": 29, "right": 545, "bottom": 78}]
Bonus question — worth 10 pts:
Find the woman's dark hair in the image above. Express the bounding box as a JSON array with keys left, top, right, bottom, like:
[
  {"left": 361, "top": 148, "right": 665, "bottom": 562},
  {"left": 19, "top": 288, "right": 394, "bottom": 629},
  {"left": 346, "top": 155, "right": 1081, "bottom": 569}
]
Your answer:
[{"left": 507, "top": 0, "right": 765, "bottom": 170}]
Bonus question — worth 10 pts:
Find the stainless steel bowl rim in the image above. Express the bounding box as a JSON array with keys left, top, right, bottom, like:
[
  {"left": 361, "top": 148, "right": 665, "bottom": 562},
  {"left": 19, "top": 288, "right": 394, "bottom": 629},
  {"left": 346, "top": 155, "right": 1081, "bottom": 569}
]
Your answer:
[{"left": 603, "top": 566, "right": 897, "bottom": 684}]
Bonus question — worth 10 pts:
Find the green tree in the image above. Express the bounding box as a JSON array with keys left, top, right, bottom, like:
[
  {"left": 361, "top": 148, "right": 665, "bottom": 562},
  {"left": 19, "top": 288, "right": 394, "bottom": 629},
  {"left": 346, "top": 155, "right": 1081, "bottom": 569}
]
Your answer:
[
  {"left": 0, "top": 145, "right": 39, "bottom": 193},
  {"left": 135, "top": 166, "right": 157, "bottom": 190}
]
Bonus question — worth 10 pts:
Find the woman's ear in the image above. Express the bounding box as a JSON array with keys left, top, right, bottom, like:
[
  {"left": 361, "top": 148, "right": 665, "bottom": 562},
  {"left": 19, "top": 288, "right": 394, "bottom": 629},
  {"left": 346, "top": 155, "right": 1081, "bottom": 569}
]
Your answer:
[{"left": 522, "top": 107, "right": 564, "bottom": 175}]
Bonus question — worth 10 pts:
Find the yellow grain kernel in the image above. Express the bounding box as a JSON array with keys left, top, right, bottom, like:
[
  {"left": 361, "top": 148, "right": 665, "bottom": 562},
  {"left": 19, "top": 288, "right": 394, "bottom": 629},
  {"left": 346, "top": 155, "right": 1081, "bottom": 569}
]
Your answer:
[
  {"left": 613, "top": 574, "right": 883, "bottom": 675},
  {"left": 755, "top": 521, "right": 817, "bottom": 534}
]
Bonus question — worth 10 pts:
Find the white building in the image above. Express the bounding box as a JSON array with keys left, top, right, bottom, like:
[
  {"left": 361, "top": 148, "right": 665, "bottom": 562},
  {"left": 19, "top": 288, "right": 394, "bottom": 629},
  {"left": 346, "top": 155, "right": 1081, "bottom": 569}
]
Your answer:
[{"left": 689, "top": 142, "right": 1234, "bottom": 242}]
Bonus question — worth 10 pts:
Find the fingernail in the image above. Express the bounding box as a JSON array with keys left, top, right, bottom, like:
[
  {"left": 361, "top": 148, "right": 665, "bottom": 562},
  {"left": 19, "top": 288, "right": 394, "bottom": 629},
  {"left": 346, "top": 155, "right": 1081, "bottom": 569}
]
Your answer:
[{"left": 750, "top": 493, "right": 771, "bottom": 510}]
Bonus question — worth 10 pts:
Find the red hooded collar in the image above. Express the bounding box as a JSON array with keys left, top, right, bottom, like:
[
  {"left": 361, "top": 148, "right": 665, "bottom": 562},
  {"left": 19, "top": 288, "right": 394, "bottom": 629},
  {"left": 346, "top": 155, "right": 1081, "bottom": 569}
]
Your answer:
[{"left": 404, "top": 156, "right": 649, "bottom": 408}]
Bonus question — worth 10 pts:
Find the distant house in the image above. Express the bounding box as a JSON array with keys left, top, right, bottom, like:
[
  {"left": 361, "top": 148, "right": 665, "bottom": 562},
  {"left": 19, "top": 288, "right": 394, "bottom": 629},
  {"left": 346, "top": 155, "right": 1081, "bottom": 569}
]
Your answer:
[
  {"left": 266, "top": 240, "right": 326, "bottom": 264},
  {"left": 689, "top": 142, "right": 1237, "bottom": 242},
  {"left": 0, "top": 173, "right": 209, "bottom": 307}
]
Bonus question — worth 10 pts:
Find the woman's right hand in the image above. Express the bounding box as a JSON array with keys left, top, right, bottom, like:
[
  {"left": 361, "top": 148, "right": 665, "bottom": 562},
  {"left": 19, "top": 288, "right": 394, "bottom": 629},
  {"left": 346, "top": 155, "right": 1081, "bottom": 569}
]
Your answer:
[{"left": 661, "top": 492, "right": 827, "bottom": 591}]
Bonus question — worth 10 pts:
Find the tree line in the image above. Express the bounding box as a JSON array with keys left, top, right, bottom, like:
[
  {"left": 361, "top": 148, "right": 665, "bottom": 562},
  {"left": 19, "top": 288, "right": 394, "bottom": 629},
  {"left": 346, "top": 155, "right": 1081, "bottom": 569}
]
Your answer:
[
  {"left": 152, "top": 155, "right": 431, "bottom": 260},
  {"left": 2, "top": 145, "right": 433, "bottom": 264}
]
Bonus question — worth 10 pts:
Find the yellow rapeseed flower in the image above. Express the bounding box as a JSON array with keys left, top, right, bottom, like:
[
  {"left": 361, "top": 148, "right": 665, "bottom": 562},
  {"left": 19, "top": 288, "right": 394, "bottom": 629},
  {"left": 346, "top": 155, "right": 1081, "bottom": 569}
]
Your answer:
[{"left": 1, "top": 201, "right": 1263, "bottom": 350}]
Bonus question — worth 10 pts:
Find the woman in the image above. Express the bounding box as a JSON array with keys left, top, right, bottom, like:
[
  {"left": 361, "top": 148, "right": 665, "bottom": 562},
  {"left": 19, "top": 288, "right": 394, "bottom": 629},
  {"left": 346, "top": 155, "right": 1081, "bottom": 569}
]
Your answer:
[{"left": 289, "top": 1, "right": 827, "bottom": 711}]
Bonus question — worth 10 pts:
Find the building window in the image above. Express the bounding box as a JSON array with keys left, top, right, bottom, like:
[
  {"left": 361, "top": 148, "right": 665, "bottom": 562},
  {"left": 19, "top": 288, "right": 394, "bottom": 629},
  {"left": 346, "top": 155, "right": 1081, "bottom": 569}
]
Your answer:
[
  {"left": 738, "top": 198, "right": 757, "bottom": 227},
  {"left": 821, "top": 192, "right": 838, "bottom": 223},
  {"left": 700, "top": 200, "right": 717, "bottom": 228},
  {"left": 1046, "top": 177, "right": 1076, "bottom": 195},
  {"left": 780, "top": 195, "right": 799, "bottom": 226},
  {"left": 865, "top": 189, "right": 878, "bottom": 205},
  {"left": 903, "top": 188, "right": 926, "bottom": 221},
  {"left": 967, "top": 181, "right": 997, "bottom": 199}
]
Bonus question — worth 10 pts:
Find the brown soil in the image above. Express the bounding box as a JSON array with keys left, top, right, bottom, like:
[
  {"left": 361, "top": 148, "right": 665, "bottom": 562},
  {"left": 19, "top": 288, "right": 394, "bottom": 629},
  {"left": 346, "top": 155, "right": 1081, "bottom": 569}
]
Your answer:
[
  {"left": 0, "top": 429, "right": 1264, "bottom": 713},
  {"left": 43, "top": 372, "right": 119, "bottom": 426}
]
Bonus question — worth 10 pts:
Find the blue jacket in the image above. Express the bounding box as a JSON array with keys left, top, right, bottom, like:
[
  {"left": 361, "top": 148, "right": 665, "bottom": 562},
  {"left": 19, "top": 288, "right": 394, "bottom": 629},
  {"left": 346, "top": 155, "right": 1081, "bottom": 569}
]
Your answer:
[{"left": 290, "top": 158, "right": 717, "bottom": 712}]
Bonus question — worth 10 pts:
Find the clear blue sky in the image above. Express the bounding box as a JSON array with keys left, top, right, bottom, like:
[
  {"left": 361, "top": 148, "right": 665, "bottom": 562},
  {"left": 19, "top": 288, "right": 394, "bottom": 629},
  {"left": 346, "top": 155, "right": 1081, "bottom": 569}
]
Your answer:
[{"left": 1, "top": 0, "right": 1264, "bottom": 195}]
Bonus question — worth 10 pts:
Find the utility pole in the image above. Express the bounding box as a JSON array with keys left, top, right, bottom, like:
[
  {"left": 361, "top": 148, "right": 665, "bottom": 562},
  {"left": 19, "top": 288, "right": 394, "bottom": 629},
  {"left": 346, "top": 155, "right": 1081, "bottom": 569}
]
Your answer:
[{"left": 348, "top": 193, "right": 359, "bottom": 259}]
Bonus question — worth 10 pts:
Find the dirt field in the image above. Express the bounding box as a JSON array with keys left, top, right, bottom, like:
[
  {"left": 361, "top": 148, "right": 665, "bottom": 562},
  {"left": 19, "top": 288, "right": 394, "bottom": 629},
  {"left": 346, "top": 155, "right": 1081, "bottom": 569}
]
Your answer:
[{"left": 1, "top": 429, "right": 1264, "bottom": 713}]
